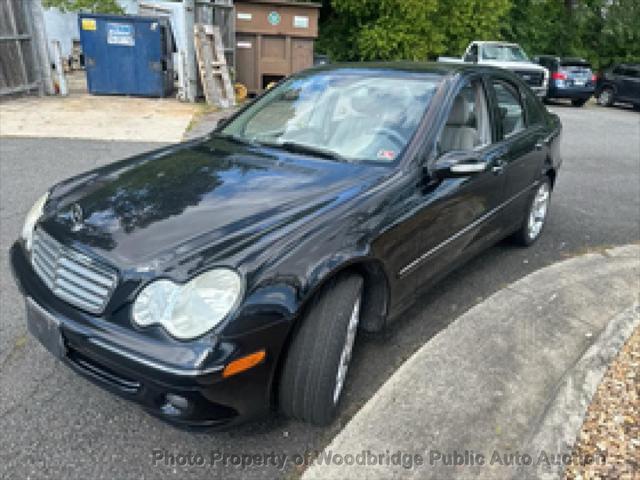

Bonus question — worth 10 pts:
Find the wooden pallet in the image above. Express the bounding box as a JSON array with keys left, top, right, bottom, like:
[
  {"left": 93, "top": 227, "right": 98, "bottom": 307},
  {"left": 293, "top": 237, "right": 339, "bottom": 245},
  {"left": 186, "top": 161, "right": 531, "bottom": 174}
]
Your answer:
[{"left": 193, "top": 24, "right": 235, "bottom": 108}]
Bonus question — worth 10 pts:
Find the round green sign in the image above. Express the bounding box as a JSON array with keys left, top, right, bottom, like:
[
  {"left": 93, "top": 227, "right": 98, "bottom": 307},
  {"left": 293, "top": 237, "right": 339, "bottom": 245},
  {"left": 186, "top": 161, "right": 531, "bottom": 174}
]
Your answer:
[{"left": 267, "top": 11, "right": 281, "bottom": 26}]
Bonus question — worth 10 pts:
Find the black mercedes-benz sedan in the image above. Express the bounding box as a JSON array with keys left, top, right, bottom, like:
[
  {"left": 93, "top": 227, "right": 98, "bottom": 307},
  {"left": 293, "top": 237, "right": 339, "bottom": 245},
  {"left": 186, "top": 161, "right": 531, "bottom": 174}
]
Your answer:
[{"left": 10, "top": 63, "right": 562, "bottom": 427}]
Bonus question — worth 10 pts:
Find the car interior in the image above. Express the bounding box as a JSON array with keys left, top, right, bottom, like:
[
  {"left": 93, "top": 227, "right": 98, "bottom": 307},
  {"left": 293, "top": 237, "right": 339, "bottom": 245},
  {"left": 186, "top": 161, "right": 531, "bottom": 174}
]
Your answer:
[
  {"left": 492, "top": 81, "right": 525, "bottom": 136},
  {"left": 439, "top": 81, "right": 491, "bottom": 153}
]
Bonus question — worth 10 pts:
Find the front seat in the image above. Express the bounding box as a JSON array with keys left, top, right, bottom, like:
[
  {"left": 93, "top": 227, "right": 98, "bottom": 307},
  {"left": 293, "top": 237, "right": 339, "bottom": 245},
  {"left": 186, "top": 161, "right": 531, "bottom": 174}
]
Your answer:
[{"left": 440, "top": 95, "right": 478, "bottom": 152}]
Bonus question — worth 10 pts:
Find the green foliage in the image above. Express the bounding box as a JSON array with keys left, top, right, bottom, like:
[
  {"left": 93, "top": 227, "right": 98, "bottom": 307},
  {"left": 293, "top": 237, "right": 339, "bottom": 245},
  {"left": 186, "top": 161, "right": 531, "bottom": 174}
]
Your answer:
[
  {"left": 42, "top": 0, "right": 123, "bottom": 14},
  {"left": 318, "top": 0, "right": 510, "bottom": 61},
  {"left": 318, "top": 0, "right": 639, "bottom": 68}
]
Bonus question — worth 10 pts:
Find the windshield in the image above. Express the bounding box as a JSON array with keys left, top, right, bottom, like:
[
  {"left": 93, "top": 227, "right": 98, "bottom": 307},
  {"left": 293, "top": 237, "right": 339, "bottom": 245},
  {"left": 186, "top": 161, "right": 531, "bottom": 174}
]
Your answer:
[
  {"left": 220, "top": 71, "right": 441, "bottom": 163},
  {"left": 482, "top": 44, "right": 529, "bottom": 62}
]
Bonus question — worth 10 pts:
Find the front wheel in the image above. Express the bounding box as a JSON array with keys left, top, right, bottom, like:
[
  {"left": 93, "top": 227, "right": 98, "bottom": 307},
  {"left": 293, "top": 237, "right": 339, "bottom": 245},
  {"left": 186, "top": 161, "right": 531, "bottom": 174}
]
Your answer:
[
  {"left": 512, "top": 179, "right": 551, "bottom": 246},
  {"left": 278, "top": 272, "right": 363, "bottom": 425}
]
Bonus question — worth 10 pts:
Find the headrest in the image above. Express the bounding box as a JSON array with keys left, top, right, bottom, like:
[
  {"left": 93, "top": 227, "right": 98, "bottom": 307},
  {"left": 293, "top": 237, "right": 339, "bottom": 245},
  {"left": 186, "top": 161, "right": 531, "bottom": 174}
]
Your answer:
[
  {"left": 447, "top": 95, "right": 471, "bottom": 126},
  {"left": 350, "top": 89, "right": 376, "bottom": 114}
]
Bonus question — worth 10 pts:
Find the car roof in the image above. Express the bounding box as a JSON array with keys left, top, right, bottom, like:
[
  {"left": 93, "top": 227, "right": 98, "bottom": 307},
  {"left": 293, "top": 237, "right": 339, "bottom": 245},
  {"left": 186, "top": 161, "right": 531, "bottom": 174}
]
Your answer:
[
  {"left": 303, "top": 61, "right": 503, "bottom": 77},
  {"left": 473, "top": 41, "right": 520, "bottom": 46},
  {"left": 561, "top": 57, "right": 589, "bottom": 63}
]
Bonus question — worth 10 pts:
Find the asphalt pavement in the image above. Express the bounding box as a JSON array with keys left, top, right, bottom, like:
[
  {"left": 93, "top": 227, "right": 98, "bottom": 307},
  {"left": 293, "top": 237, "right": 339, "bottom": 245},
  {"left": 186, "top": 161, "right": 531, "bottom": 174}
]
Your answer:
[
  {"left": 0, "top": 103, "right": 638, "bottom": 480},
  {"left": 303, "top": 244, "right": 639, "bottom": 479}
]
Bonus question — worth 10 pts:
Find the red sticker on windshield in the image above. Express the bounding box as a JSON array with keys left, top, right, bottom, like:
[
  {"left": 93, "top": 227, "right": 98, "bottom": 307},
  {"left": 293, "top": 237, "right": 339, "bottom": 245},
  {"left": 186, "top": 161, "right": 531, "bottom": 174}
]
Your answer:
[{"left": 377, "top": 149, "right": 396, "bottom": 161}]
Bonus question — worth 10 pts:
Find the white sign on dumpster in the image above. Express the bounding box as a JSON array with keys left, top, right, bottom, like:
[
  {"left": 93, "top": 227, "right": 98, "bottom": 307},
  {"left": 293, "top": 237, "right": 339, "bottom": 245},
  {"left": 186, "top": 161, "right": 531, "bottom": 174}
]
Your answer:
[
  {"left": 293, "top": 16, "right": 309, "bottom": 29},
  {"left": 107, "top": 23, "right": 135, "bottom": 46}
]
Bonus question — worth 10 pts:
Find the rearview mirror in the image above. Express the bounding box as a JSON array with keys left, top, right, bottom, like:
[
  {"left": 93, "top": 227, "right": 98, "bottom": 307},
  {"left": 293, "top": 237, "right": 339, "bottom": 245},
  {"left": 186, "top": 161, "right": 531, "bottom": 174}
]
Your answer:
[{"left": 431, "top": 151, "right": 487, "bottom": 179}]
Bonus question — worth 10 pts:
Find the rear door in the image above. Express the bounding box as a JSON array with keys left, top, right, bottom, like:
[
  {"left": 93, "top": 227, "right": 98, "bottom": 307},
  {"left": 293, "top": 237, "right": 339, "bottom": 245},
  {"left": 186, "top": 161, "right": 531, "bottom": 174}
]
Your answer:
[
  {"left": 619, "top": 66, "right": 640, "bottom": 103},
  {"left": 487, "top": 76, "right": 545, "bottom": 228}
]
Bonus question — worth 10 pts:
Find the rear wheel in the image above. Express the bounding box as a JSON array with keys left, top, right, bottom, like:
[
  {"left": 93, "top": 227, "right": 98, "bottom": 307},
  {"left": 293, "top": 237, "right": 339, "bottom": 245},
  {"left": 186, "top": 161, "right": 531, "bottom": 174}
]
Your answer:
[
  {"left": 278, "top": 272, "right": 363, "bottom": 425},
  {"left": 571, "top": 98, "right": 587, "bottom": 107},
  {"left": 512, "top": 178, "right": 551, "bottom": 246},
  {"left": 597, "top": 87, "right": 615, "bottom": 107}
]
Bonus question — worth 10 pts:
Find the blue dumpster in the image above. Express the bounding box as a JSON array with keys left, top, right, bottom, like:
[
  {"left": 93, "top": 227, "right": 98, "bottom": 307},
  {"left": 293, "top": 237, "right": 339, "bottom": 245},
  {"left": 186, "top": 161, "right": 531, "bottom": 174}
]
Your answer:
[{"left": 78, "top": 14, "right": 174, "bottom": 97}]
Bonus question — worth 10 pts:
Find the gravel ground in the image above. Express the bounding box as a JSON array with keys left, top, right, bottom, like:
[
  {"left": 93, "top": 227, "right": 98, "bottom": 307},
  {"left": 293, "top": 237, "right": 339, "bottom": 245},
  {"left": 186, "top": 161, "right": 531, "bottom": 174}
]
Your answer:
[{"left": 564, "top": 323, "right": 640, "bottom": 479}]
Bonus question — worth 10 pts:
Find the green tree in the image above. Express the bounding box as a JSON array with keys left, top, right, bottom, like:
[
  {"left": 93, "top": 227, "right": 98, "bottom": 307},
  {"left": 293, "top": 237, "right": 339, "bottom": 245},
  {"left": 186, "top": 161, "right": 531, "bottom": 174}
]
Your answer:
[
  {"left": 42, "top": 0, "right": 123, "bottom": 14},
  {"left": 317, "top": 0, "right": 510, "bottom": 61},
  {"left": 436, "top": 0, "right": 511, "bottom": 56},
  {"left": 502, "top": 0, "right": 573, "bottom": 57},
  {"left": 590, "top": 0, "right": 640, "bottom": 67}
]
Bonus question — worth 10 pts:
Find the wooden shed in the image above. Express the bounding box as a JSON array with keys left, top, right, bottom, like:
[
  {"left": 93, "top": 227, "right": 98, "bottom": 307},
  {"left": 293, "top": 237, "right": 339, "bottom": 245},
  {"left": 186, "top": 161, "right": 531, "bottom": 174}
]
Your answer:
[{"left": 234, "top": 0, "right": 320, "bottom": 94}]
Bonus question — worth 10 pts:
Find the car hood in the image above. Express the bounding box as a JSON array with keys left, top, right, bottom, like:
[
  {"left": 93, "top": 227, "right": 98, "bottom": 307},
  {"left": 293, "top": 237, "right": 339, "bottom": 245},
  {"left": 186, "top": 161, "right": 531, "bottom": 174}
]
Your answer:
[{"left": 41, "top": 137, "right": 381, "bottom": 272}]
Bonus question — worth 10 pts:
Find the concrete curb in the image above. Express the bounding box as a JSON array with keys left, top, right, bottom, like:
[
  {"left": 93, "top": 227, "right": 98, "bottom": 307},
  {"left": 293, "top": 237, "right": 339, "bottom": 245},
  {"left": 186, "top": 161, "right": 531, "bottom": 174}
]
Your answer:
[
  {"left": 517, "top": 303, "right": 639, "bottom": 479},
  {"left": 302, "top": 244, "right": 639, "bottom": 480}
]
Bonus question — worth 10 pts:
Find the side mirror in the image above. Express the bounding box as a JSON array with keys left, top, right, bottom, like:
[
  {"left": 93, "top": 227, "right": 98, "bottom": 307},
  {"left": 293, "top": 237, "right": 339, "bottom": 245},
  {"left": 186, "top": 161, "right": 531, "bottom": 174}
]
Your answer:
[
  {"left": 216, "top": 116, "right": 229, "bottom": 129},
  {"left": 431, "top": 151, "right": 487, "bottom": 179}
]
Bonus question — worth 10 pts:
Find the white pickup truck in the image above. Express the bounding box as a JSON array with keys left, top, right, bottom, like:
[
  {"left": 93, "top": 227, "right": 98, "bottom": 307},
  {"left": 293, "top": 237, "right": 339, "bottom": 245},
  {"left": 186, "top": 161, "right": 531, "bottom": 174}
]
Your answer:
[{"left": 439, "top": 41, "right": 549, "bottom": 97}]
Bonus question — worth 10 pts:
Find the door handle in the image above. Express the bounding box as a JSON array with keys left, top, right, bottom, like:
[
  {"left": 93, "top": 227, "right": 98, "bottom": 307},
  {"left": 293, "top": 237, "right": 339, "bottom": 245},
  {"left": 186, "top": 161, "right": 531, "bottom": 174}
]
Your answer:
[
  {"left": 491, "top": 158, "right": 506, "bottom": 175},
  {"left": 535, "top": 137, "right": 550, "bottom": 150}
]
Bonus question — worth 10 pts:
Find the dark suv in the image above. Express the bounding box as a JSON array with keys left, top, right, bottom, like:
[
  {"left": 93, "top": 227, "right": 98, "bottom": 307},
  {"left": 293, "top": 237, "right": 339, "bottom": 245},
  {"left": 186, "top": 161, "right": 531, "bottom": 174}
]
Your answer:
[
  {"left": 596, "top": 63, "right": 640, "bottom": 109},
  {"left": 534, "top": 56, "right": 595, "bottom": 107}
]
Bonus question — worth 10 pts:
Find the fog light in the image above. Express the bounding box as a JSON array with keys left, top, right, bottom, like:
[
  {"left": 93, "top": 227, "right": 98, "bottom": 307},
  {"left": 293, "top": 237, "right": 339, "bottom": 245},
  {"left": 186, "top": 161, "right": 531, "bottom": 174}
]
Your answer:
[{"left": 161, "top": 393, "right": 190, "bottom": 416}]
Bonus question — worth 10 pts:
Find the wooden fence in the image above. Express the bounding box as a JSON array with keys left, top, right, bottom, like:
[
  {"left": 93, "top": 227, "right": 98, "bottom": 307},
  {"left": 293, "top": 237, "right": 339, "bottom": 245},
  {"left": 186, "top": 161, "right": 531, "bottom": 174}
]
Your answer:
[{"left": 0, "top": 0, "right": 49, "bottom": 96}]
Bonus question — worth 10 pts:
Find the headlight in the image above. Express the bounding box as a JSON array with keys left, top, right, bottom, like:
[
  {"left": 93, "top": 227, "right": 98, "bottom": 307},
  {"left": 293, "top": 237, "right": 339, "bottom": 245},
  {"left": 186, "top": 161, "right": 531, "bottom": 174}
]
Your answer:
[
  {"left": 132, "top": 269, "right": 243, "bottom": 340},
  {"left": 21, "top": 192, "right": 49, "bottom": 251}
]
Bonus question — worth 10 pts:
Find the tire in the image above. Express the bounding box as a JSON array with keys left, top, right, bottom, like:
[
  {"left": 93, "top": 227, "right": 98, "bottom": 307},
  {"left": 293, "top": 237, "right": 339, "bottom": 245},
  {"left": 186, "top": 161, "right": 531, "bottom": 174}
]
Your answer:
[
  {"left": 278, "top": 272, "right": 363, "bottom": 425},
  {"left": 512, "top": 178, "right": 551, "bottom": 246},
  {"left": 597, "top": 87, "right": 615, "bottom": 107},
  {"left": 571, "top": 98, "right": 587, "bottom": 107}
]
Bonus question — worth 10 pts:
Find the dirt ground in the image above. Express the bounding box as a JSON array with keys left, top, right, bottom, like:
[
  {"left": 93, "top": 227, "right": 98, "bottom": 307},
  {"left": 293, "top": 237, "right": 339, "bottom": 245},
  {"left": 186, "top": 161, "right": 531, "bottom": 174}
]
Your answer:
[{"left": 0, "top": 72, "right": 199, "bottom": 143}]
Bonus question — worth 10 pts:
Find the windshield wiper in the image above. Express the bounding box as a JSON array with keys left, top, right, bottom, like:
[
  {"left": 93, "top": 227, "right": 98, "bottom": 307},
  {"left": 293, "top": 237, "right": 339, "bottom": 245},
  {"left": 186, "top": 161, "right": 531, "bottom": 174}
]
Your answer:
[
  {"left": 212, "top": 132, "right": 258, "bottom": 147},
  {"left": 259, "top": 140, "right": 349, "bottom": 162}
]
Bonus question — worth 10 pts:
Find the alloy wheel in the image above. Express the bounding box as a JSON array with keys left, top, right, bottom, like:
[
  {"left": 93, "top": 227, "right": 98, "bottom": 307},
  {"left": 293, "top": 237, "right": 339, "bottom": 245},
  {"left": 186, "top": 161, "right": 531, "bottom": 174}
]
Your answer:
[
  {"left": 333, "top": 295, "right": 361, "bottom": 404},
  {"left": 527, "top": 182, "right": 550, "bottom": 240}
]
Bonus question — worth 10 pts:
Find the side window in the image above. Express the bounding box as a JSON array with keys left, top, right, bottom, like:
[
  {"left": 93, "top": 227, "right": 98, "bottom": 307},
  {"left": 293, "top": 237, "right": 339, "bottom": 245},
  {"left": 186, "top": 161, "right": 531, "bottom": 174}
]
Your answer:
[
  {"left": 492, "top": 80, "right": 525, "bottom": 138},
  {"left": 439, "top": 79, "right": 491, "bottom": 154},
  {"left": 613, "top": 66, "right": 625, "bottom": 75},
  {"left": 523, "top": 89, "right": 544, "bottom": 126},
  {"left": 464, "top": 44, "right": 478, "bottom": 63},
  {"left": 627, "top": 67, "right": 640, "bottom": 78}
]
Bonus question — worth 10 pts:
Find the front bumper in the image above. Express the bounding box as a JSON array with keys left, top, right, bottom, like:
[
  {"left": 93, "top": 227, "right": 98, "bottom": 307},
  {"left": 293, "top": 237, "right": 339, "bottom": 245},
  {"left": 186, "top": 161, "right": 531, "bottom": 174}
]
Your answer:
[{"left": 10, "top": 242, "right": 289, "bottom": 427}]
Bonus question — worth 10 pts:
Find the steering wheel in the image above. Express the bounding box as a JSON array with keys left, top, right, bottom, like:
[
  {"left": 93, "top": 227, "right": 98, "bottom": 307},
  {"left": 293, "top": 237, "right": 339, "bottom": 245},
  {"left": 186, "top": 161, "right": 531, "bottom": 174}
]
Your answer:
[{"left": 372, "top": 127, "right": 406, "bottom": 150}]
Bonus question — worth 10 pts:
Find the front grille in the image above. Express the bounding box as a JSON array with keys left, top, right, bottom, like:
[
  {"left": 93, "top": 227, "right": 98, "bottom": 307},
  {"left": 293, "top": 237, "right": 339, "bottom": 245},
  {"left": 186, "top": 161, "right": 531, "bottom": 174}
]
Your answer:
[
  {"left": 31, "top": 229, "right": 118, "bottom": 314},
  {"left": 513, "top": 70, "right": 544, "bottom": 87}
]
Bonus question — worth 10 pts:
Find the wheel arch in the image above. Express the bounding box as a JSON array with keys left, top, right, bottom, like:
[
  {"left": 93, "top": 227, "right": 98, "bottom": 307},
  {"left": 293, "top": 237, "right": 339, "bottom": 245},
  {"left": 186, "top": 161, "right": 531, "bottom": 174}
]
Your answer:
[
  {"left": 544, "top": 166, "right": 557, "bottom": 190},
  {"left": 268, "top": 256, "right": 391, "bottom": 407}
]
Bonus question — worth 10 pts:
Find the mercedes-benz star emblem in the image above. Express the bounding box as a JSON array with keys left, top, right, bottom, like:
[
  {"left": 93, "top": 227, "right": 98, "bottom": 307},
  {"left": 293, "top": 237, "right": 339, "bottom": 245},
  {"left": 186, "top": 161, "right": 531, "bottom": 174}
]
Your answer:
[{"left": 71, "top": 204, "right": 84, "bottom": 231}]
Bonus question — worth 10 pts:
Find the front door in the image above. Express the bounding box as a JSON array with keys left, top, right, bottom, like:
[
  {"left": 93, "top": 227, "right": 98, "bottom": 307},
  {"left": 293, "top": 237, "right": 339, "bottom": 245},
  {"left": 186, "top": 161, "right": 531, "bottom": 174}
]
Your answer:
[
  {"left": 619, "top": 66, "right": 640, "bottom": 102},
  {"left": 399, "top": 76, "right": 508, "bottom": 291}
]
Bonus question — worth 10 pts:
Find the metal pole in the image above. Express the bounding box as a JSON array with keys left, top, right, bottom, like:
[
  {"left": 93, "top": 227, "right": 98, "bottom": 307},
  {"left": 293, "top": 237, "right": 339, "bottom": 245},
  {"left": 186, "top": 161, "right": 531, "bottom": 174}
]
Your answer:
[
  {"left": 52, "top": 40, "right": 68, "bottom": 96},
  {"left": 183, "top": 0, "right": 197, "bottom": 102},
  {"left": 30, "top": 0, "right": 54, "bottom": 95}
]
